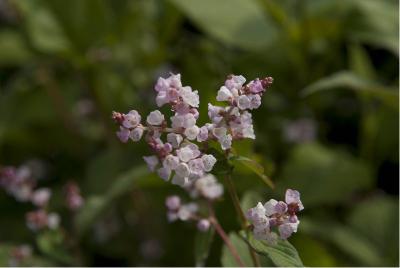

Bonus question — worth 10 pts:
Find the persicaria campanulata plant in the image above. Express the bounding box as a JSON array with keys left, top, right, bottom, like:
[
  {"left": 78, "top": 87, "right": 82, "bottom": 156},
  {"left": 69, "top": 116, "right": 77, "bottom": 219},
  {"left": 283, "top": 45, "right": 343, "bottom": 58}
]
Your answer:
[{"left": 112, "top": 73, "right": 303, "bottom": 265}]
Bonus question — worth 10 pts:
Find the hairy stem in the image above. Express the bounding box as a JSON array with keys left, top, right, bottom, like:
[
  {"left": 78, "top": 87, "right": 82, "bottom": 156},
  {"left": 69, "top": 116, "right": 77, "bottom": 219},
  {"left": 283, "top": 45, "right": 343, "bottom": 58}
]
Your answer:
[
  {"left": 224, "top": 172, "right": 261, "bottom": 267},
  {"left": 208, "top": 204, "right": 245, "bottom": 267}
]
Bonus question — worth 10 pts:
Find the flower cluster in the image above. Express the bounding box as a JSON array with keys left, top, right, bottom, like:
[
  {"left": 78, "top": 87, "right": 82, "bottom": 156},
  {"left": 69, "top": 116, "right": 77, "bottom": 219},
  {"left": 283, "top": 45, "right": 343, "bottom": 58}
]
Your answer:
[
  {"left": 246, "top": 189, "right": 304, "bottom": 243},
  {"left": 186, "top": 174, "right": 224, "bottom": 200},
  {"left": 165, "top": 195, "right": 210, "bottom": 232},
  {"left": 0, "top": 165, "right": 60, "bottom": 231},
  {"left": 207, "top": 75, "right": 273, "bottom": 150},
  {"left": 112, "top": 73, "right": 272, "bottom": 185},
  {"left": 0, "top": 165, "right": 85, "bottom": 232}
]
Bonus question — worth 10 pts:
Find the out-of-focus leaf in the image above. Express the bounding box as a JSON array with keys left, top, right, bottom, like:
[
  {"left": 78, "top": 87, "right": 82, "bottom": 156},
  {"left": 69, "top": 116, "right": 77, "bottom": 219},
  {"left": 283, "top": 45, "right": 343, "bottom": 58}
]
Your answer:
[
  {"left": 76, "top": 166, "right": 148, "bottom": 235},
  {"left": 348, "top": 196, "right": 399, "bottom": 265},
  {"left": 348, "top": 44, "right": 377, "bottom": 80},
  {"left": 240, "top": 190, "right": 263, "bottom": 212},
  {"left": 279, "top": 143, "right": 373, "bottom": 206},
  {"left": 239, "top": 230, "right": 304, "bottom": 267},
  {"left": 169, "top": 0, "right": 278, "bottom": 50},
  {"left": 302, "top": 71, "right": 398, "bottom": 109},
  {"left": 194, "top": 228, "right": 214, "bottom": 266},
  {"left": 290, "top": 234, "right": 336, "bottom": 267},
  {"left": 0, "top": 31, "right": 33, "bottom": 66},
  {"left": 349, "top": 0, "right": 399, "bottom": 55},
  {"left": 13, "top": 0, "right": 70, "bottom": 53},
  {"left": 230, "top": 155, "right": 274, "bottom": 188},
  {"left": 221, "top": 232, "right": 253, "bottom": 267},
  {"left": 36, "top": 229, "right": 74, "bottom": 265},
  {"left": 301, "top": 218, "right": 383, "bottom": 266}
]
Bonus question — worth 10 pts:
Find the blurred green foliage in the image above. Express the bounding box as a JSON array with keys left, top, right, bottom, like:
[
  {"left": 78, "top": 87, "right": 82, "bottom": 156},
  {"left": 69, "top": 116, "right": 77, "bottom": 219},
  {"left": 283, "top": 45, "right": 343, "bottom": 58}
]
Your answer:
[{"left": 0, "top": 0, "right": 398, "bottom": 266}]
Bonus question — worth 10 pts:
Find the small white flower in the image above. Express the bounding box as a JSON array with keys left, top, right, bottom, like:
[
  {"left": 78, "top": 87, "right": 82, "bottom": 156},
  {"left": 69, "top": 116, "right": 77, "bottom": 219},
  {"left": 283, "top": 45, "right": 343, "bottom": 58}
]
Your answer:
[
  {"left": 177, "top": 147, "right": 194, "bottom": 162},
  {"left": 167, "top": 133, "right": 183, "bottom": 148},
  {"left": 31, "top": 188, "right": 52, "bottom": 207},
  {"left": 171, "top": 174, "right": 188, "bottom": 187},
  {"left": 156, "top": 91, "right": 169, "bottom": 107},
  {"left": 165, "top": 195, "right": 181, "bottom": 210},
  {"left": 147, "top": 110, "right": 165, "bottom": 125},
  {"left": 163, "top": 155, "right": 180, "bottom": 170},
  {"left": 184, "top": 125, "right": 200, "bottom": 140},
  {"left": 219, "top": 134, "right": 232, "bottom": 150},
  {"left": 237, "top": 95, "right": 251, "bottom": 110},
  {"left": 179, "top": 86, "right": 200, "bottom": 107},
  {"left": 212, "top": 127, "right": 227, "bottom": 139},
  {"left": 171, "top": 114, "right": 185, "bottom": 129},
  {"left": 188, "top": 158, "right": 205, "bottom": 178},
  {"left": 216, "top": 86, "right": 233, "bottom": 101},
  {"left": 183, "top": 113, "right": 196, "bottom": 128},
  {"left": 157, "top": 167, "right": 171, "bottom": 181},
  {"left": 116, "top": 127, "right": 130, "bottom": 143},
  {"left": 122, "top": 110, "right": 141, "bottom": 128},
  {"left": 285, "top": 189, "right": 304, "bottom": 210},
  {"left": 143, "top": 156, "right": 159, "bottom": 172},
  {"left": 130, "top": 127, "right": 144, "bottom": 141},
  {"left": 197, "top": 126, "right": 209, "bottom": 142},
  {"left": 264, "top": 199, "right": 278, "bottom": 216},
  {"left": 249, "top": 94, "right": 261, "bottom": 109},
  {"left": 278, "top": 222, "right": 299, "bottom": 239},
  {"left": 201, "top": 154, "right": 217, "bottom": 172},
  {"left": 175, "top": 163, "right": 190, "bottom": 178},
  {"left": 47, "top": 213, "right": 60, "bottom": 230},
  {"left": 197, "top": 219, "right": 211, "bottom": 232}
]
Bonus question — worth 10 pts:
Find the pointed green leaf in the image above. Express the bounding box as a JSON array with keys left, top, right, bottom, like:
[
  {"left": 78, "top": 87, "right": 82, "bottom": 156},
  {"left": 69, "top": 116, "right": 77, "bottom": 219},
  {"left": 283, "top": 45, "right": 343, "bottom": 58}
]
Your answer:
[
  {"left": 239, "top": 230, "right": 304, "bottom": 267},
  {"left": 169, "top": 0, "right": 278, "bottom": 51},
  {"left": 230, "top": 155, "right": 274, "bottom": 188},
  {"left": 194, "top": 228, "right": 215, "bottom": 266}
]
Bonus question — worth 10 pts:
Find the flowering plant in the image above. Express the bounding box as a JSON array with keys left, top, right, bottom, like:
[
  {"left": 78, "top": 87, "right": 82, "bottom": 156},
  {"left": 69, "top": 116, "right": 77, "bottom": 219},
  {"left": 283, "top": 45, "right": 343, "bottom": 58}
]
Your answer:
[{"left": 112, "top": 73, "right": 304, "bottom": 266}]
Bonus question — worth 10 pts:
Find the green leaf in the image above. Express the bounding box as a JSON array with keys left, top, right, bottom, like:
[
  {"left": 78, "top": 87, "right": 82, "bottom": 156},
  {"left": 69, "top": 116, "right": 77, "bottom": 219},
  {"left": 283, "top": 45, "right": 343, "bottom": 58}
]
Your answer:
[
  {"left": 301, "top": 218, "right": 383, "bottom": 266},
  {"left": 240, "top": 190, "right": 263, "bottom": 212},
  {"left": 230, "top": 155, "right": 274, "bottom": 188},
  {"left": 194, "top": 228, "right": 215, "bottom": 266},
  {"left": 279, "top": 143, "right": 373, "bottom": 206},
  {"left": 36, "top": 229, "right": 74, "bottom": 265},
  {"left": 348, "top": 44, "right": 377, "bottom": 80},
  {"left": 349, "top": 0, "right": 399, "bottom": 55},
  {"left": 348, "top": 196, "right": 399, "bottom": 266},
  {"left": 302, "top": 71, "right": 398, "bottom": 110},
  {"left": 221, "top": 232, "right": 254, "bottom": 267},
  {"left": 75, "top": 165, "right": 148, "bottom": 235},
  {"left": 0, "top": 31, "right": 33, "bottom": 66},
  {"left": 239, "top": 230, "right": 304, "bottom": 267},
  {"left": 169, "top": 0, "right": 278, "bottom": 51},
  {"left": 14, "top": 0, "right": 70, "bottom": 53}
]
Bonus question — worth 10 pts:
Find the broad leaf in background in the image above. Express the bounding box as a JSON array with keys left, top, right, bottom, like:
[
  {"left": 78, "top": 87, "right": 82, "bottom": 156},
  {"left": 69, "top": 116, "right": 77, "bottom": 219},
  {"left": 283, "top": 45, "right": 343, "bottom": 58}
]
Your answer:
[
  {"left": 36, "top": 229, "right": 74, "bottom": 265},
  {"left": 220, "top": 232, "right": 255, "bottom": 267},
  {"left": 169, "top": 0, "right": 278, "bottom": 51},
  {"left": 279, "top": 143, "right": 373, "bottom": 206},
  {"left": 0, "top": 31, "right": 33, "bottom": 66},
  {"left": 76, "top": 166, "right": 148, "bottom": 235},
  {"left": 348, "top": 196, "right": 399, "bottom": 266},
  {"left": 239, "top": 230, "right": 304, "bottom": 267},
  {"left": 302, "top": 71, "right": 398, "bottom": 110},
  {"left": 194, "top": 228, "right": 215, "bottom": 266},
  {"left": 349, "top": 0, "right": 399, "bottom": 55},
  {"left": 301, "top": 218, "right": 383, "bottom": 266},
  {"left": 13, "top": 0, "right": 70, "bottom": 54},
  {"left": 230, "top": 155, "right": 274, "bottom": 188}
]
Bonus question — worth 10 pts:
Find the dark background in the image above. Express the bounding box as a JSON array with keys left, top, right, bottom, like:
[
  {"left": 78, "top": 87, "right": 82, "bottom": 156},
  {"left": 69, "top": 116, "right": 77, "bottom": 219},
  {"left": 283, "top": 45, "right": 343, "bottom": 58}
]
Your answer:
[{"left": 0, "top": 0, "right": 398, "bottom": 266}]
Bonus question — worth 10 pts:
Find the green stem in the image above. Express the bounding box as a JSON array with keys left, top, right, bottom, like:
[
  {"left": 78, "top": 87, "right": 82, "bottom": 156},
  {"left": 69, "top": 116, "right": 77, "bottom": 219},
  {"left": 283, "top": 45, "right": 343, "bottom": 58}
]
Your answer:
[{"left": 224, "top": 172, "right": 261, "bottom": 267}]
